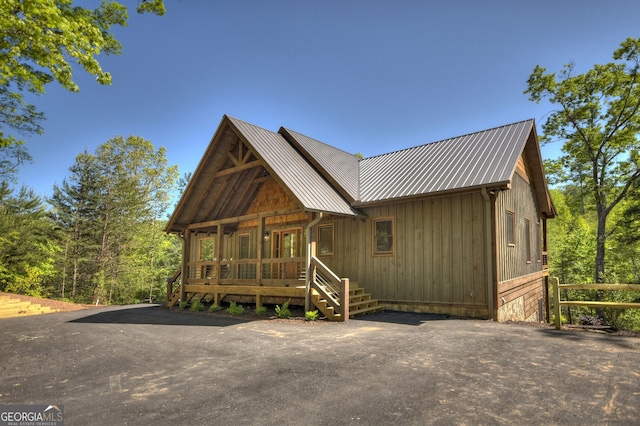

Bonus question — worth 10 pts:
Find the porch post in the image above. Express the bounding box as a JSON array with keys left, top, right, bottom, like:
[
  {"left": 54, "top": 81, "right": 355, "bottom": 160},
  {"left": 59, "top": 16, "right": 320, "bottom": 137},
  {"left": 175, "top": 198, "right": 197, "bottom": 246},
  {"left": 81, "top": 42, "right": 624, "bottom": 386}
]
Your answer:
[
  {"left": 257, "top": 216, "right": 264, "bottom": 285},
  {"left": 180, "top": 231, "right": 190, "bottom": 303},
  {"left": 215, "top": 224, "right": 222, "bottom": 285},
  {"left": 305, "top": 212, "right": 323, "bottom": 312},
  {"left": 340, "top": 278, "right": 349, "bottom": 322}
]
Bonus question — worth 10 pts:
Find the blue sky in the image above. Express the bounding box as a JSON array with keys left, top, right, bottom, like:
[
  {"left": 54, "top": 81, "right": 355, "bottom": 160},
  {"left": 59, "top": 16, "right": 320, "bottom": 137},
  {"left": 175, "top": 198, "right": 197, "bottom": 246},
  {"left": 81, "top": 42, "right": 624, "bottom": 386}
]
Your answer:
[{"left": 15, "top": 0, "right": 640, "bottom": 200}]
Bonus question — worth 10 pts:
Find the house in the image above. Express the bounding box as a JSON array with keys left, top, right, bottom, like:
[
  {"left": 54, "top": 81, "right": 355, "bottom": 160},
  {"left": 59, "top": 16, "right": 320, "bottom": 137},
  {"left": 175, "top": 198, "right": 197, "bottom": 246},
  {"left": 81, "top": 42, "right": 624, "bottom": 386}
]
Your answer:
[{"left": 165, "top": 115, "right": 556, "bottom": 322}]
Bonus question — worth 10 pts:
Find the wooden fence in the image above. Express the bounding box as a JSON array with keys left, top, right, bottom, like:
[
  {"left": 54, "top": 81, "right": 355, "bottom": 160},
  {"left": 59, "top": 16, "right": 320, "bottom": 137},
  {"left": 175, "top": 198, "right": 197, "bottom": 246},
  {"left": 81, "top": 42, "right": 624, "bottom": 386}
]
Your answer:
[{"left": 551, "top": 277, "right": 640, "bottom": 330}]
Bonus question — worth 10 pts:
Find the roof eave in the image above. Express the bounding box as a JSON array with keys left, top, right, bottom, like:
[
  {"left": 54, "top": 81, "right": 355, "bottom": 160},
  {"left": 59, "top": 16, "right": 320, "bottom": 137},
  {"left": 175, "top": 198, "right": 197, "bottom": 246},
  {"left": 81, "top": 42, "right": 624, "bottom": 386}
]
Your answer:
[{"left": 351, "top": 182, "right": 512, "bottom": 208}]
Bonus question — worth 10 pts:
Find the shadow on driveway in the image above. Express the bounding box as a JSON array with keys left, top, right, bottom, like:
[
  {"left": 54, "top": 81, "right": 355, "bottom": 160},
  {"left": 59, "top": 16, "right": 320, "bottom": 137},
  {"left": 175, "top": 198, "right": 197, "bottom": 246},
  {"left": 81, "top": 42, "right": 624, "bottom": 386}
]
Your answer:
[
  {"left": 354, "top": 309, "right": 450, "bottom": 325},
  {"left": 68, "top": 304, "right": 249, "bottom": 327}
]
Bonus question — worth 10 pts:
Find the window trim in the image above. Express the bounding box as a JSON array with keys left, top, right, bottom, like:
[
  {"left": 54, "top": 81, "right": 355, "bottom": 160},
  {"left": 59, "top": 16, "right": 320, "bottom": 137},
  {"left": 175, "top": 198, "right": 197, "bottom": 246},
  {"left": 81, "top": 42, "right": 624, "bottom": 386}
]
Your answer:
[
  {"left": 506, "top": 210, "right": 516, "bottom": 247},
  {"left": 238, "top": 233, "right": 250, "bottom": 259},
  {"left": 317, "top": 223, "right": 335, "bottom": 257},
  {"left": 536, "top": 221, "right": 541, "bottom": 263},
  {"left": 372, "top": 217, "right": 395, "bottom": 256},
  {"left": 272, "top": 228, "right": 303, "bottom": 258},
  {"left": 524, "top": 217, "right": 532, "bottom": 264}
]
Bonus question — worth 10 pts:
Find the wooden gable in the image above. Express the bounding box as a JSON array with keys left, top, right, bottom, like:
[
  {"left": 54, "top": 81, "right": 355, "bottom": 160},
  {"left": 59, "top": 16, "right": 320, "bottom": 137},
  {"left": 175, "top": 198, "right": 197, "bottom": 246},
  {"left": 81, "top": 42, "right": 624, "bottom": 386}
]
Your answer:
[
  {"left": 238, "top": 178, "right": 308, "bottom": 228},
  {"left": 166, "top": 119, "right": 273, "bottom": 233}
]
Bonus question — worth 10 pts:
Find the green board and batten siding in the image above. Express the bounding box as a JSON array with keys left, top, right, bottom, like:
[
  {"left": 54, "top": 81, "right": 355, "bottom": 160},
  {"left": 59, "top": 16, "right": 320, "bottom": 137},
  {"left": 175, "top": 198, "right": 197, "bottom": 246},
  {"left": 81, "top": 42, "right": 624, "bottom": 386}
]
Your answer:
[
  {"left": 321, "top": 192, "right": 489, "bottom": 316},
  {"left": 496, "top": 172, "right": 543, "bottom": 282}
]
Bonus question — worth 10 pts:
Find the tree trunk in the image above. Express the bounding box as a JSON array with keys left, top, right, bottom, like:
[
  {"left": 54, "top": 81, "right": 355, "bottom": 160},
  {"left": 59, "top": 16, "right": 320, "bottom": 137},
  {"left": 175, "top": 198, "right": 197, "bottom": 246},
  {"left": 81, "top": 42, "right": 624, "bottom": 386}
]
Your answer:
[{"left": 595, "top": 204, "right": 607, "bottom": 318}]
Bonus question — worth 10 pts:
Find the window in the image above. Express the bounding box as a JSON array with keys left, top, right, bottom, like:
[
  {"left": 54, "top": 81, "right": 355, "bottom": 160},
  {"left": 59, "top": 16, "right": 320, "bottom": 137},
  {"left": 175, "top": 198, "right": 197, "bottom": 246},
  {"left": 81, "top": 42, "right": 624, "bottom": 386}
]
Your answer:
[
  {"left": 536, "top": 222, "right": 541, "bottom": 263},
  {"left": 273, "top": 229, "right": 302, "bottom": 258},
  {"left": 238, "top": 234, "right": 250, "bottom": 259},
  {"left": 373, "top": 218, "right": 394, "bottom": 255},
  {"left": 506, "top": 211, "right": 515, "bottom": 246},
  {"left": 317, "top": 224, "right": 334, "bottom": 257},
  {"left": 199, "top": 237, "right": 216, "bottom": 261},
  {"left": 525, "top": 218, "right": 532, "bottom": 263},
  {"left": 238, "top": 233, "right": 251, "bottom": 279}
]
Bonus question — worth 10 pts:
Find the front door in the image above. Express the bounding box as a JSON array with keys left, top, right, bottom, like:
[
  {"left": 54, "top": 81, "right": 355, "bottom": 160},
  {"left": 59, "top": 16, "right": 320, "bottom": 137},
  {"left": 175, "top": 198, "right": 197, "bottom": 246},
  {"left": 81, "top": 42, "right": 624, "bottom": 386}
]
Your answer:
[{"left": 273, "top": 228, "right": 302, "bottom": 279}]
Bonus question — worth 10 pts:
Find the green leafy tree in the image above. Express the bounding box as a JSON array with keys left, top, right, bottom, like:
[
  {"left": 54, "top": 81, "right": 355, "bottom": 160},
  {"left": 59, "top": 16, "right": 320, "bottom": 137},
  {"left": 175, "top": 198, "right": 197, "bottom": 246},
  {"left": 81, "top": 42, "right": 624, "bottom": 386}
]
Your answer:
[
  {"left": 0, "top": 0, "right": 165, "bottom": 180},
  {"left": 50, "top": 152, "right": 101, "bottom": 300},
  {"left": 547, "top": 189, "right": 594, "bottom": 285},
  {"left": 0, "top": 182, "right": 60, "bottom": 296},
  {"left": 526, "top": 37, "right": 640, "bottom": 285},
  {"left": 50, "top": 135, "right": 178, "bottom": 303}
]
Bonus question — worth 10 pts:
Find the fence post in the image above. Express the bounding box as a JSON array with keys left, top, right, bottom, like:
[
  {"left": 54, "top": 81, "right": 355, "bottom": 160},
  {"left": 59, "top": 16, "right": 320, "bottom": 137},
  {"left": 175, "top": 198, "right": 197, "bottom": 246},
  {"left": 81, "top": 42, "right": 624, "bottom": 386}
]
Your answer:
[
  {"left": 340, "top": 278, "right": 349, "bottom": 322},
  {"left": 553, "top": 277, "right": 561, "bottom": 330}
]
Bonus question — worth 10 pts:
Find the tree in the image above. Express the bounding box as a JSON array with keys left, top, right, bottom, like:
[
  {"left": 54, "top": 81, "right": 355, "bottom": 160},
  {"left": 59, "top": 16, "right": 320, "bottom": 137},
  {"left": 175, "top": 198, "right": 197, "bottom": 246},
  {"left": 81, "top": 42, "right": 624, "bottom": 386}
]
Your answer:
[
  {"left": 0, "top": 0, "right": 165, "bottom": 180},
  {"left": 50, "top": 135, "right": 178, "bottom": 303},
  {"left": 526, "top": 37, "right": 640, "bottom": 285},
  {"left": 0, "top": 182, "right": 60, "bottom": 296}
]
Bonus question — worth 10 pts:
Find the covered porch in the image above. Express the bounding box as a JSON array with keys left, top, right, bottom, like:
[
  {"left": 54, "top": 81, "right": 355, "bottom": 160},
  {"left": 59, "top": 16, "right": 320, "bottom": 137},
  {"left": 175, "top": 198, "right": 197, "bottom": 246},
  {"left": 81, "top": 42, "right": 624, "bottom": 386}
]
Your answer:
[{"left": 165, "top": 209, "right": 368, "bottom": 321}]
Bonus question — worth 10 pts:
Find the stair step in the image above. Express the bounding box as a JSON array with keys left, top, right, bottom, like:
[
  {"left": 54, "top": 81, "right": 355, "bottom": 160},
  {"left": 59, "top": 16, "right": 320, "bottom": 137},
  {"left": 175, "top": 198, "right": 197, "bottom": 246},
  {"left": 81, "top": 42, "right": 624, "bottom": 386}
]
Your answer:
[
  {"left": 350, "top": 305, "right": 385, "bottom": 317},
  {"left": 349, "top": 293, "right": 372, "bottom": 303},
  {"left": 350, "top": 299, "right": 380, "bottom": 310},
  {"left": 349, "top": 288, "right": 365, "bottom": 296}
]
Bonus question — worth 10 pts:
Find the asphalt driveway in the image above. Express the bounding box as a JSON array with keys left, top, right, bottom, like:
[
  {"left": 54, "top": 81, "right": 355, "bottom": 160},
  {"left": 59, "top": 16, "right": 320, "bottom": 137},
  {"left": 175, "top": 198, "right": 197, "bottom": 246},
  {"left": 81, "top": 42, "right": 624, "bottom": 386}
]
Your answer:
[{"left": 1, "top": 305, "right": 638, "bottom": 425}]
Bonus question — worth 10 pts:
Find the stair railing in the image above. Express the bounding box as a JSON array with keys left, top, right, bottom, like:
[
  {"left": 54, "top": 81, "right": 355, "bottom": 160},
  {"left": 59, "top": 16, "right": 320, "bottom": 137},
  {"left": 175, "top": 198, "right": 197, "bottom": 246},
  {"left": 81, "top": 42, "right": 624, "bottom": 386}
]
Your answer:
[
  {"left": 166, "top": 269, "right": 182, "bottom": 306},
  {"left": 309, "top": 256, "right": 349, "bottom": 321}
]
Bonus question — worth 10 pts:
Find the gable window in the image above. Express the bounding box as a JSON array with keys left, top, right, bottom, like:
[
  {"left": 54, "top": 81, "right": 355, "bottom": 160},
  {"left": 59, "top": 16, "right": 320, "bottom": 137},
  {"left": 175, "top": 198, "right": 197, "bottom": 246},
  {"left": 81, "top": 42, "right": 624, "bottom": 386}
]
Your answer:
[
  {"left": 317, "top": 224, "right": 334, "bottom": 257},
  {"left": 373, "top": 217, "right": 394, "bottom": 255},
  {"left": 525, "top": 218, "right": 532, "bottom": 263},
  {"left": 506, "top": 211, "right": 515, "bottom": 246}
]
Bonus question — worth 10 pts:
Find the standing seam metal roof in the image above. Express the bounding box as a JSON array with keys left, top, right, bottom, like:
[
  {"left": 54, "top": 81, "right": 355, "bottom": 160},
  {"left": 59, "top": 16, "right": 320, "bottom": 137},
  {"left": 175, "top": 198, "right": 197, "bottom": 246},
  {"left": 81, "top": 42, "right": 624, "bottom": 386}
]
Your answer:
[
  {"left": 358, "top": 120, "right": 534, "bottom": 203},
  {"left": 280, "top": 128, "right": 360, "bottom": 202},
  {"left": 227, "top": 116, "right": 358, "bottom": 216}
]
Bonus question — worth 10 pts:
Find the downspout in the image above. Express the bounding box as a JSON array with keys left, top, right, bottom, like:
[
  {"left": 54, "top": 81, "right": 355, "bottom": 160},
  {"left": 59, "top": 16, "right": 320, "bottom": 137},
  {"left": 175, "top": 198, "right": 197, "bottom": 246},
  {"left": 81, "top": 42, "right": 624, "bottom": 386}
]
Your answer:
[
  {"left": 305, "top": 212, "right": 323, "bottom": 311},
  {"left": 481, "top": 187, "right": 497, "bottom": 321}
]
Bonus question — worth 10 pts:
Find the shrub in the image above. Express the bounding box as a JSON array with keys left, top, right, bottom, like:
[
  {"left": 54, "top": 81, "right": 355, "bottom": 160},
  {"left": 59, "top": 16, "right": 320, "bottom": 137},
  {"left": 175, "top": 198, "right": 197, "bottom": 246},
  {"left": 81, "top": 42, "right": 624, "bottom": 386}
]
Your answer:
[
  {"left": 209, "top": 303, "right": 221, "bottom": 313},
  {"left": 275, "top": 299, "right": 291, "bottom": 319},
  {"left": 305, "top": 310, "right": 319, "bottom": 321},
  {"left": 179, "top": 301, "right": 189, "bottom": 310},
  {"left": 550, "top": 313, "right": 568, "bottom": 324},
  {"left": 190, "top": 300, "right": 205, "bottom": 312},
  {"left": 255, "top": 306, "right": 267, "bottom": 316},
  {"left": 226, "top": 301, "right": 245, "bottom": 315}
]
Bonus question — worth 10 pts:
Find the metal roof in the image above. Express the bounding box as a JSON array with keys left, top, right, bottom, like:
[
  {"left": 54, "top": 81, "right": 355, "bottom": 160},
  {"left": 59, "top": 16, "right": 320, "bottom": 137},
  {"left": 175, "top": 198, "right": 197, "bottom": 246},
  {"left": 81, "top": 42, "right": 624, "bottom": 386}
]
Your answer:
[
  {"left": 358, "top": 120, "right": 534, "bottom": 203},
  {"left": 279, "top": 127, "right": 360, "bottom": 202},
  {"left": 227, "top": 117, "right": 358, "bottom": 216},
  {"left": 166, "top": 116, "right": 554, "bottom": 233}
]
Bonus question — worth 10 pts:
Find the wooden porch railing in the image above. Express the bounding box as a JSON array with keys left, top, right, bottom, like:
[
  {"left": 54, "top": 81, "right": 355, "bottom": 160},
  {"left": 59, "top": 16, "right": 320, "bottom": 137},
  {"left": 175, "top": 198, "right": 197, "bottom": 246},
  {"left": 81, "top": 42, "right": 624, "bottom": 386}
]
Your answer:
[
  {"left": 185, "top": 257, "right": 305, "bottom": 285},
  {"left": 166, "top": 269, "right": 182, "bottom": 307},
  {"left": 552, "top": 277, "right": 640, "bottom": 330},
  {"left": 309, "top": 256, "right": 349, "bottom": 321}
]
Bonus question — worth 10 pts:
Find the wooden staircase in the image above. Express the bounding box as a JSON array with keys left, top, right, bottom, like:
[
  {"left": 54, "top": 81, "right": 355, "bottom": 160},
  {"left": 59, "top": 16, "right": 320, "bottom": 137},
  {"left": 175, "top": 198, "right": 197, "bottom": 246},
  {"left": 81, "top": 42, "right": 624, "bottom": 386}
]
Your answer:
[
  {"left": 311, "top": 282, "right": 384, "bottom": 321},
  {"left": 0, "top": 295, "right": 59, "bottom": 319}
]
